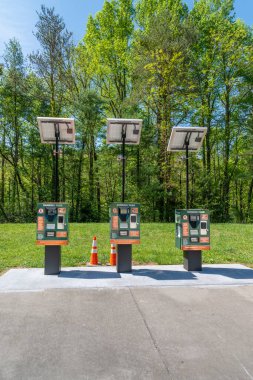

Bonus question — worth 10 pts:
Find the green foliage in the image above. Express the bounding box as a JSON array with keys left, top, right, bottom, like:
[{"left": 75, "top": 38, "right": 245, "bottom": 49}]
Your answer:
[
  {"left": 79, "top": 0, "right": 134, "bottom": 117},
  {"left": 30, "top": 5, "right": 73, "bottom": 116},
  {"left": 1, "top": 1, "right": 253, "bottom": 224}
]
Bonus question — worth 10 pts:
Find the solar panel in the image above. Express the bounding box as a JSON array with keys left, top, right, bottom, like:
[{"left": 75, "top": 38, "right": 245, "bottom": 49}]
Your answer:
[
  {"left": 167, "top": 127, "right": 207, "bottom": 152},
  {"left": 37, "top": 117, "right": 75, "bottom": 144},
  {"left": 106, "top": 118, "right": 142, "bottom": 145}
]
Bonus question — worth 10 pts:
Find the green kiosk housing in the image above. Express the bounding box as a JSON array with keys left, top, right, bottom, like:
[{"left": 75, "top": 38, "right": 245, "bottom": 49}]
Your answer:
[
  {"left": 109, "top": 203, "right": 140, "bottom": 272},
  {"left": 36, "top": 202, "right": 69, "bottom": 274},
  {"left": 175, "top": 209, "right": 210, "bottom": 271}
]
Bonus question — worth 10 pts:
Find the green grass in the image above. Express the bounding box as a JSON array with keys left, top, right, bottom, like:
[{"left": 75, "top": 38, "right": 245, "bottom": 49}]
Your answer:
[{"left": 1, "top": 223, "right": 253, "bottom": 274}]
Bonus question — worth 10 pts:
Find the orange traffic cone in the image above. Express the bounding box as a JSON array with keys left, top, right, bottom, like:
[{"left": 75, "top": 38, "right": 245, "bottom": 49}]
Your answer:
[
  {"left": 110, "top": 243, "right": 117, "bottom": 266},
  {"left": 89, "top": 236, "right": 98, "bottom": 265}
]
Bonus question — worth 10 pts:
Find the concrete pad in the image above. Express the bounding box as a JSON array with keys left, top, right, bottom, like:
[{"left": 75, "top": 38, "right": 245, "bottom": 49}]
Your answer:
[{"left": 1, "top": 264, "right": 253, "bottom": 292}]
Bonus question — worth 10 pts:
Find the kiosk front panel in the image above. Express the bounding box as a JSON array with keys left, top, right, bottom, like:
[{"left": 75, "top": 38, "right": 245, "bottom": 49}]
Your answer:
[
  {"left": 110, "top": 203, "right": 140, "bottom": 245},
  {"left": 175, "top": 209, "right": 210, "bottom": 251},
  {"left": 36, "top": 203, "right": 69, "bottom": 246}
]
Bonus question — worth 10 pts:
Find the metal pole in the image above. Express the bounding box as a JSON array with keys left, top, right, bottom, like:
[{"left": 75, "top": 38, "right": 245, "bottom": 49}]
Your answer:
[
  {"left": 186, "top": 141, "right": 189, "bottom": 209},
  {"left": 122, "top": 125, "right": 126, "bottom": 203},
  {"left": 55, "top": 123, "right": 60, "bottom": 202},
  {"left": 122, "top": 136, "right": 126, "bottom": 202}
]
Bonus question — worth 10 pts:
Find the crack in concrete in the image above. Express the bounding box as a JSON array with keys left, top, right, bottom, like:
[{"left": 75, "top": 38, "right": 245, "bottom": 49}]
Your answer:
[{"left": 128, "top": 287, "right": 171, "bottom": 378}]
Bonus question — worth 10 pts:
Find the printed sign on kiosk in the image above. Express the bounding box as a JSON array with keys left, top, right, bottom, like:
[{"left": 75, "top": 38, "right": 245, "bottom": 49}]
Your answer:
[
  {"left": 175, "top": 209, "right": 210, "bottom": 251},
  {"left": 110, "top": 203, "right": 140, "bottom": 244},
  {"left": 36, "top": 203, "right": 69, "bottom": 245},
  {"left": 175, "top": 209, "right": 210, "bottom": 271}
]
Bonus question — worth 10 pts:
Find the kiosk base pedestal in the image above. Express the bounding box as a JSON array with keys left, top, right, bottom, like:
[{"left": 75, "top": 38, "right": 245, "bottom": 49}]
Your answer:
[
  {"left": 183, "top": 250, "right": 202, "bottom": 271},
  {"left": 45, "top": 246, "right": 61, "bottom": 275},
  {"left": 117, "top": 244, "right": 132, "bottom": 273}
]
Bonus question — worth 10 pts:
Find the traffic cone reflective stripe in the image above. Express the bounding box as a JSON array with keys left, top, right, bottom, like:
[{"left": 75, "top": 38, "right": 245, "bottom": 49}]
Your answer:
[
  {"left": 110, "top": 243, "right": 117, "bottom": 266},
  {"left": 90, "top": 236, "right": 98, "bottom": 265}
]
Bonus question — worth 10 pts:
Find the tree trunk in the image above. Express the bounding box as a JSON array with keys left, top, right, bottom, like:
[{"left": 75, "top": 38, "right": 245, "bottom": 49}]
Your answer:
[
  {"left": 75, "top": 140, "right": 85, "bottom": 221},
  {"left": 93, "top": 138, "right": 101, "bottom": 221},
  {"left": 223, "top": 86, "right": 231, "bottom": 221},
  {"left": 89, "top": 136, "right": 94, "bottom": 203},
  {"left": 247, "top": 178, "right": 253, "bottom": 221},
  {"left": 31, "top": 148, "right": 35, "bottom": 216}
]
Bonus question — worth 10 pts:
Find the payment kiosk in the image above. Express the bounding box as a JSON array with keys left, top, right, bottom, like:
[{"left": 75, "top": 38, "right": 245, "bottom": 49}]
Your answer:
[
  {"left": 36, "top": 117, "right": 75, "bottom": 275},
  {"left": 110, "top": 203, "right": 140, "bottom": 243},
  {"left": 110, "top": 203, "right": 140, "bottom": 272},
  {"left": 36, "top": 203, "right": 69, "bottom": 274},
  {"left": 107, "top": 118, "right": 142, "bottom": 273},
  {"left": 175, "top": 209, "right": 210, "bottom": 271},
  {"left": 167, "top": 126, "right": 209, "bottom": 271}
]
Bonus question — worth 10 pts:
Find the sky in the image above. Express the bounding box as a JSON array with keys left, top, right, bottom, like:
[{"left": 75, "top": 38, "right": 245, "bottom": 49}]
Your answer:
[{"left": 0, "top": 0, "right": 252, "bottom": 58}]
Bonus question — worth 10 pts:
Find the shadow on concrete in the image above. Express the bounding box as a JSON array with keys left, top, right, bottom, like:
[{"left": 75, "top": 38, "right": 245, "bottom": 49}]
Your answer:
[
  {"left": 59, "top": 270, "right": 121, "bottom": 280},
  {"left": 132, "top": 269, "right": 197, "bottom": 281},
  {"left": 57, "top": 267, "right": 253, "bottom": 281},
  {"left": 202, "top": 267, "right": 253, "bottom": 279}
]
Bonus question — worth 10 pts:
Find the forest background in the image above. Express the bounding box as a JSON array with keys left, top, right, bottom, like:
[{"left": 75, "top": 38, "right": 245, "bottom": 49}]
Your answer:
[{"left": 1, "top": 0, "right": 253, "bottom": 224}]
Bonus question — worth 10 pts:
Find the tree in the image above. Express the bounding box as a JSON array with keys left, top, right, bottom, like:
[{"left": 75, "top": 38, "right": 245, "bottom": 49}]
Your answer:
[
  {"left": 0, "top": 39, "right": 29, "bottom": 220},
  {"left": 132, "top": 0, "right": 193, "bottom": 220},
  {"left": 30, "top": 5, "right": 74, "bottom": 201},
  {"left": 79, "top": 0, "right": 135, "bottom": 117},
  {"left": 0, "top": 0, "right": 253, "bottom": 223},
  {"left": 30, "top": 5, "right": 73, "bottom": 116},
  {"left": 188, "top": 0, "right": 252, "bottom": 220}
]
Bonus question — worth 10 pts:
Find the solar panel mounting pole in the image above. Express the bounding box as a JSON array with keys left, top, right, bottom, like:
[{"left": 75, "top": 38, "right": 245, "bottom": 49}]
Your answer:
[
  {"left": 37, "top": 117, "right": 75, "bottom": 276},
  {"left": 122, "top": 124, "right": 126, "bottom": 202},
  {"left": 185, "top": 133, "right": 190, "bottom": 209},
  {"left": 167, "top": 126, "right": 208, "bottom": 272},
  {"left": 54, "top": 123, "right": 60, "bottom": 202}
]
